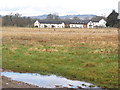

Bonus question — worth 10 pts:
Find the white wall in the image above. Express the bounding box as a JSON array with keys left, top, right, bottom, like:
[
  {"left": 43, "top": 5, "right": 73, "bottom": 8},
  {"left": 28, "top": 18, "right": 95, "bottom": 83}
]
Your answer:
[
  {"left": 87, "top": 19, "right": 106, "bottom": 28},
  {"left": 34, "top": 20, "right": 40, "bottom": 28},
  {"left": 39, "top": 23, "right": 65, "bottom": 28},
  {"left": 87, "top": 21, "right": 94, "bottom": 28},
  {"left": 98, "top": 19, "right": 106, "bottom": 27},
  {"left": 70, "top": 24, "right": 83, "bottom": 28}
]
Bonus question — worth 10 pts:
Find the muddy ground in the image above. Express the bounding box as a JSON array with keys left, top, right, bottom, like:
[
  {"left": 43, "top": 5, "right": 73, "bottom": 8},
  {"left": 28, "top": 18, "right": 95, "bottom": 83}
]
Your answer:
[
  {"left": 1, "top": 68, "right": 39, "bottom": 88},
  {"left": 2, "top": 76, "right": 39, "bottom": 88}
]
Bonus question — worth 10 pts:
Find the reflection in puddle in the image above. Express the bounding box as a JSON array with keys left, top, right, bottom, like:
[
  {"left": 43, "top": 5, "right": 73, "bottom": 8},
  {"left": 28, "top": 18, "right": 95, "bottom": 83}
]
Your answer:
[{"left": 2, "top": 72, "right": 99, "bottom": 88}]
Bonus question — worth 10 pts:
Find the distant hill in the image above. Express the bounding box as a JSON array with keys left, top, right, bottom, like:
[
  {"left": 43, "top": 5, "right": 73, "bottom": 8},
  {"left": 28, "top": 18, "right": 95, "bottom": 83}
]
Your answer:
[
  {"left": 31, "top": 14, "right": 97, "bottom": 20},
  {"left": 31, "top": 14, "right": 48, "bottom": 19}
]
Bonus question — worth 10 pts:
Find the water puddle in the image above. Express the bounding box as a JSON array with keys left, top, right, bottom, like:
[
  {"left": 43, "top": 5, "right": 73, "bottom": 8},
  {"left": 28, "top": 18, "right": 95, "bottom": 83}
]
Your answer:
[{"left": 2, "top": 72, "right": 99, "bottom": 88}]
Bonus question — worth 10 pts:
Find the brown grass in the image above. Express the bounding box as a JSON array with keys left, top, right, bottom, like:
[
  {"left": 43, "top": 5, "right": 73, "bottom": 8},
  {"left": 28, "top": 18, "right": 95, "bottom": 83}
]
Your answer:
[
  {"left": 28, "top": 47, "right": 58, "bottom": 52},
  {"left": 2, "top": 27, "right": 118, "bottom": 49}
]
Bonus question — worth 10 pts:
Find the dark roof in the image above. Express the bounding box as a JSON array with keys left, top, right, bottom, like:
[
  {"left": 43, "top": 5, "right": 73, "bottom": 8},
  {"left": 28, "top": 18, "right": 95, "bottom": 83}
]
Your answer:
[
  {"left": 81, "top": 20, "right": 90, "bottom": 24},
  {"left": 38, "top": 20, "right": 64, "bottom": 24},
  {"left": 70, "top": 20, "right": 90, "bottom": 24},
  {"left": 37, "top": 20, "right": 90, "bottom": 24},
  {"left": 90, "top": 16, "right": 106, "bottom": 22}
]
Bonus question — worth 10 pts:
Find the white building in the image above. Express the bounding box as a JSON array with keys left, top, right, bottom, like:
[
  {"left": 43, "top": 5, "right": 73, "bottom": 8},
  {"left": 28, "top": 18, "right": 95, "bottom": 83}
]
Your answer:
[
  {"left": 70, "top": 24, "right": 84, "bottom": 28},
  {"left": 98, "top": 19, "right": 107, "bottom": 27},
  {"left": 34, "top": 20, "right": 40, "bottom": 28},
  {"left": 87, "top": 21, "right": 94, "bottom": 28},
  {"left": 87, "top": 19, "right": 106, "bottom": 28},
  {"left": 34, "top": 19, "right": 106, "bottom": 29},
  {"left": 34, "top": 20, "right": 65, "bottom": 28}
]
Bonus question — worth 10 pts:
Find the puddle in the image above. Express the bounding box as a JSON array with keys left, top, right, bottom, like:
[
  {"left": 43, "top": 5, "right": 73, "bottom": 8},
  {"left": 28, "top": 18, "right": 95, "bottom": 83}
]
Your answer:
[{"left": 2, "top": 72, "right": 99, "bottom": 88}]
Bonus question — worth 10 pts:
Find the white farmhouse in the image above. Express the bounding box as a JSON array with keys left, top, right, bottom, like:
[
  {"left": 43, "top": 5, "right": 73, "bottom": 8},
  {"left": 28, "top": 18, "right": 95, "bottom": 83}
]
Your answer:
[
  {"left": 87, "top": 19, "right": 106, "bottom": 28},
  {"left": 87, "top": 21, "right": 94, "bottom": 28},
  {"left": 34, "top": 20, "right": 65, "bottom": 28},
  {"left": 98, "top": 19, "right": 107, "bottom": 27},
  {"left": 34, "top": 20, "right": 40, "bottom": 28}
]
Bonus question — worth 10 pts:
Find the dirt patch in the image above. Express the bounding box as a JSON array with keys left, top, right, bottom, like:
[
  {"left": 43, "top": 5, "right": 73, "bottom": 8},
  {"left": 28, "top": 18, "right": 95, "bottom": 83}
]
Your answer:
[
  {"left": 2, "top": 76, "right": 39, "bottom": 88},
  {"left": 28, "top": 48, "right": 58, "bottom": 52},
  {"left": 51, "top": 44, "right": 63, "bottom": 47},
  {"left": 9, "top": 47, "right": 18, "bottom": 52},
  {"left": 1, "top": 69, "right": 39, "bottom": 88}
]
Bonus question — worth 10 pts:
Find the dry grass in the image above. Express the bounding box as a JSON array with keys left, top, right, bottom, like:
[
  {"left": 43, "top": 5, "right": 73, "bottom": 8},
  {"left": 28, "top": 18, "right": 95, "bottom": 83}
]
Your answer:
[
  {"left": 2, "top": 27, "right": 118, "bottom": 48},
  {"left": 28, "top": 47, "right": 58, "bottom": 52}
]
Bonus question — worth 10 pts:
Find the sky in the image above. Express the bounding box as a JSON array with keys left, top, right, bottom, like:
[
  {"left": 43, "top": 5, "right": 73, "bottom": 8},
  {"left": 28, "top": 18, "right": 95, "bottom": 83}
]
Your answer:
[{"left": 0, "top": 0, "right": 119, "bottom": 17}]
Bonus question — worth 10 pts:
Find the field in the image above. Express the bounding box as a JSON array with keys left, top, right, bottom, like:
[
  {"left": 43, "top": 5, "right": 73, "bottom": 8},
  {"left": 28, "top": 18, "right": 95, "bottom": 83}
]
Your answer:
[{"left": 2, "top": 27, "right": 118, "bottom": 88}]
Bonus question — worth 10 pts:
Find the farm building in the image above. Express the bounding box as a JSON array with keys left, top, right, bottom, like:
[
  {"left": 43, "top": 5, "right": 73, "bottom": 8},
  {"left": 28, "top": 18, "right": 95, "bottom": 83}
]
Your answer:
[
  {"left": 69, "top": 20, "right": 90, "bottom": 28},
  {"left": 34, "top": 19, "right": 106, "bottom": 28},
  {"left": 34, "top": 20, "right": 65, "bottom": 28},
  {"left": 69, "top": 23, "right": 84, "bottom": 28},
  {"left": 34, "top": 20, "right": 89, "bottom": 28},
  {"left": 87, "top": 19, "right": 107, "bottom": 28},
  {"left": 34, "top": 20, "right": 40, "bottom": 28}
]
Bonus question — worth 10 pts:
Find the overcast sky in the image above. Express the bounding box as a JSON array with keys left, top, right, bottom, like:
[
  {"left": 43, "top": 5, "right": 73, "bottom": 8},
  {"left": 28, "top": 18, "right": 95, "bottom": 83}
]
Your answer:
[{"left": 0, "top": 0, "right": 119, "bottom": 16}]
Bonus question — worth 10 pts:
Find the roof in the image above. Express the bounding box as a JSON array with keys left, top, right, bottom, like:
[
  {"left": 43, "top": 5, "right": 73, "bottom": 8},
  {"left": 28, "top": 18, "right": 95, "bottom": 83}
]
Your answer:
[
  {"left": 36, "top": 20, "right": 90, "bottom": 24},
  {"left": 90, "top": 16, "right": 106, "bottom": 22},
  {"left": 38, "top": 20, "right": 64, "bottom": 24}
]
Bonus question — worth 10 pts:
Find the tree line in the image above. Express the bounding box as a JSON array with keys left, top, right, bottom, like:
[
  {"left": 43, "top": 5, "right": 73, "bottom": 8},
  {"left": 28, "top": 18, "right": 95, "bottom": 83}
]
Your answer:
[
  {"left": 2, "top": 13, "right": 35, "bottom": 27},
  {"left": 1, "top": 10, "right": 119, "bottom": 28}
]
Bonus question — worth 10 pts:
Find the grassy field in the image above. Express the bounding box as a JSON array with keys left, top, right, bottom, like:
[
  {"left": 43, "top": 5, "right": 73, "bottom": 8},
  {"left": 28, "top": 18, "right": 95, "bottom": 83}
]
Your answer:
[{"left": 2, "top": 27, "right": 118, "bottom": 88}]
